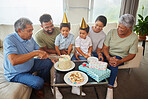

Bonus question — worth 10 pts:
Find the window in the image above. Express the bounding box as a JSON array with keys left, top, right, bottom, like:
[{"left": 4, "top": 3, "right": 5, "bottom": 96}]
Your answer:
[
  {"left": 136, "top": 0, "right": 148, "bottom": 22},
  {"left": 0, "top": 0, "right": 63, "bottom": 24},
  {"left": 89, "top": 0, "right": 121, "bottom": 23}
]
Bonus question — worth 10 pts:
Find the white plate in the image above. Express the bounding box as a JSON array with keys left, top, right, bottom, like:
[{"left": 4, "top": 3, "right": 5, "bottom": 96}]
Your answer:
[
  {"left": 64, "top": 71, "right": 88, "bottom": 86},
  {"left": 87, "top": 57, "right": 98, "bottom": 63},
  {"left": 54, "top": 61, "right": 75, "bottom": 72}
]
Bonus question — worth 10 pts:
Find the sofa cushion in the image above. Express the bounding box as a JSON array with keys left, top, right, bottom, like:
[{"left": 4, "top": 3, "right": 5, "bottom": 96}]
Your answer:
[
  {"left": 0, "top": 75, "right": 32, "bottom": 99},
  {"left": 0, "top": 52, "right": 32, "bottom": 99},
  {"left": 0, "top": 52, "right": 4, "bottom": 72}
]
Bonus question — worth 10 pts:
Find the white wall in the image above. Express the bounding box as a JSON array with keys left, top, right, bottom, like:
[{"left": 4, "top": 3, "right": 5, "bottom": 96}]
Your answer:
[{"left": 64, "top": 0, "right": 89, "bottom": 24}]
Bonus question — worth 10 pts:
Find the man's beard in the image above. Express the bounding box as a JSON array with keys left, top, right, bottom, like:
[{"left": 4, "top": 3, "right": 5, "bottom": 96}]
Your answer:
[{"left": 45, "top": 28, "right": 54, "bottom": 34}]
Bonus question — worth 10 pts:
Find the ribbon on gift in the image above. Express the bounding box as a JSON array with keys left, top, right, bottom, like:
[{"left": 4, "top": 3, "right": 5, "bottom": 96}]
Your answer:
[{"left": 82, "top": 63, "right": 89, "bottom": 68}]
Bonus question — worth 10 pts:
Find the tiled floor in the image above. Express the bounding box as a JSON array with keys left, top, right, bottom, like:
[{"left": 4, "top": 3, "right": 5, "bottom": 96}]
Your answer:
[{"left": 30, "top": 42, "right": 148, "bottom": 99}]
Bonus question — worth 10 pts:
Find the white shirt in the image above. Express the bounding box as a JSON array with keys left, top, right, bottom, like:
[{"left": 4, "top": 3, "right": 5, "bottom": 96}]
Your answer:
[{"left": 75, "top": 36, "right": 92, "bottom": 55}]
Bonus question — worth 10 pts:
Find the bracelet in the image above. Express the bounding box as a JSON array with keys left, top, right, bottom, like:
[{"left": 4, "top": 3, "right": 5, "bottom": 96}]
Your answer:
[{"left": 106, "top": 55, "right": 110, "bottom": 58}]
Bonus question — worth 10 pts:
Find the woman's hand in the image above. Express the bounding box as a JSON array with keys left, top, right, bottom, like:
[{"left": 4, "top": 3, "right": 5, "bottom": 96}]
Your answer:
[
  {"left": 108, "top": 57, "right": 115, "bottom": 66},
  {"left": 109, "top": 57, "right": 122, "bottom": 67},
  {"left": 113, "top": 59, "right": 122, "bottom": 67}
]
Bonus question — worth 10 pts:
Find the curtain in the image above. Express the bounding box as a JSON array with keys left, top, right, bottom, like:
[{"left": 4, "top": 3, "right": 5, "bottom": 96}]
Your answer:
[{"left": 119, "top": 0, "right": 139, "bottom": 18}]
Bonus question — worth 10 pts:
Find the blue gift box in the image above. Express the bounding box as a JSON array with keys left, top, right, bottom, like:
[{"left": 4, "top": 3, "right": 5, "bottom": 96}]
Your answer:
[
  {"left": 78, "top": 62, "right": 89, "bottom": 73},
  {"left": 78, "top": 62, "right": 111, "bottom": 82},
  {"left": 87, "top": 68, "right": 111, "bottom": 82}
]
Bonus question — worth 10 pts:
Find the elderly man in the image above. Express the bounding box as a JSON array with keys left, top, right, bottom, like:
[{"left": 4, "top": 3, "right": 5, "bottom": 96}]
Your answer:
[{"left": 3, "top": 18, "right": 53, "bottom": 98}]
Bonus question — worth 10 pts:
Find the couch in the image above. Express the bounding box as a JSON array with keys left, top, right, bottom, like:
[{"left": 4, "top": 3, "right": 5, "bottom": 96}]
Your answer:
[
  {"left": 0, "top": 50, "right": 32, "bottom": 99},
  {"left": 0, "top": 23, "right": 143, "bottom": 99}
]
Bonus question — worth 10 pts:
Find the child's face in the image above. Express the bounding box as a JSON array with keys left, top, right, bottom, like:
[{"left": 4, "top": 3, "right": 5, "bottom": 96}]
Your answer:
[
  {"left": 79, "top": 30, "right": 88, "bottom": 39},
  {"left": 94, "top": 20, "right": 104, "bottom": 33},
  {"left": 60, "top": 27, "right": 70, "bottom": 38}
]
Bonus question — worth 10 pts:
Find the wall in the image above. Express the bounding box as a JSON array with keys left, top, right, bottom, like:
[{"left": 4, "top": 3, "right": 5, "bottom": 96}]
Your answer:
[{"left": 64, "top": 0, "right": 89, "bottom": 24}]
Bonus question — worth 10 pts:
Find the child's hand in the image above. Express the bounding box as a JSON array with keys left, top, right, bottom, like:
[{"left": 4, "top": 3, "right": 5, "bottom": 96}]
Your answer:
[
  {"left": 65, "top": 50, "right": 68, "bottom": 53},
  {"left": 60, "top": 50, "right": 68, "bottom": 55},
  {"left": 88, "top": 53, "right": 91, "bottom": 57},
  {"left": 84, "top": 55, "right": 89, "bottom": 59},
  {"left": 98, "top": 55, "right": 104, "bottom": 61},
  {"left": 75, "top": 53, "right": 80, "bottom": 60}
]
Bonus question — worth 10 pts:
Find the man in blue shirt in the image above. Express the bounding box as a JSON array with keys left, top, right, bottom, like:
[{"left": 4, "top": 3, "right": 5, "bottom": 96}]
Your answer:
[{"left": 3, "top": 18, "right": 53, "bottom": 98}]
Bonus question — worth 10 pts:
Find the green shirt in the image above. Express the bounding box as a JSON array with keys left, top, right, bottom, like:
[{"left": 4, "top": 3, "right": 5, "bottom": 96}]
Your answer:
[
  {"left": 35, "top": 27, "right": 60, "bottom": 49},
  {"left": 104, "top": 29, "right": 138, "bottom": 58}
]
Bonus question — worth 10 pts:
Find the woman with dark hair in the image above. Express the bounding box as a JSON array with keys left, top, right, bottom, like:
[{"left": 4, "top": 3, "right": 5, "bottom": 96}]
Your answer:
[{"left": 88, "top": 15, "right": 107, "bottom": 61}]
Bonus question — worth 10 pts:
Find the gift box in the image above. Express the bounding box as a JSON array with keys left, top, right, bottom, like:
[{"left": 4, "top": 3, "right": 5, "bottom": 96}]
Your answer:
[
  {"left": 89, "top": 61, "right": 108, "bottom": 71},
  {"left": 87, "top": 68, "right": 111, "bottom": 82},
  {"left": 78, "top": 62, "right": 89, "bottom": 73}
]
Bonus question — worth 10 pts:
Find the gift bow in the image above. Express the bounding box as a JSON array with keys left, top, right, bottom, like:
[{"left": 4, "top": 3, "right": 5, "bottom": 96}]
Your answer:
[{"left": 82, "top": 63, "right": 89, "bottom": 68}]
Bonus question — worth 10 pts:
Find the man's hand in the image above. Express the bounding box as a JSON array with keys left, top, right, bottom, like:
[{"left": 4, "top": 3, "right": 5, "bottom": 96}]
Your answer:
[
  {"left": 50, "top": 59, "right": 56, "bottom": 64},
  {"left": 48, "top": 54, "right": 59, "bottom": 63},
  {"left": 36, "top": 50, "right": 48, "bottom": 59}
]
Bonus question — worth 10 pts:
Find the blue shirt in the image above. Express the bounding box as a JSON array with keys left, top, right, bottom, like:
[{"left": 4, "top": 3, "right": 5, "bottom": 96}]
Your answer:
[
  {"left": 55, "top": 33, "right": 74, "bottom": 50},
  {"left": 3, "top": 33, "right": 39, "bottom": 81}
]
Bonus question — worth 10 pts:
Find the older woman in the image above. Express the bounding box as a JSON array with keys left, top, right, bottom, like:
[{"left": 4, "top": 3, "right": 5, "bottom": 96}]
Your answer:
[
  {"left": 103, "top": 14, "right": 138, "bottom": 99},
  {"left": 89, "top": 15, "right": 107, "bottom": 61}
]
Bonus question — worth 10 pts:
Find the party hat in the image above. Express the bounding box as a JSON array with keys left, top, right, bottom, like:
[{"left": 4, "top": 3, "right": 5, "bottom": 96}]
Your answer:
[
  {"left": 62, "top": 13, "right": 68, "bottom": 23},
  {"left": 80, "top": 17, "right": 87, "bottom": 29}
]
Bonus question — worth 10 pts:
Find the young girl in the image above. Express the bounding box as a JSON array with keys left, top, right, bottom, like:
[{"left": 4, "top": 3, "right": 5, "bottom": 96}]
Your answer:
[{"left": 88, "top": 15, "right": 107, "bottom": 61}]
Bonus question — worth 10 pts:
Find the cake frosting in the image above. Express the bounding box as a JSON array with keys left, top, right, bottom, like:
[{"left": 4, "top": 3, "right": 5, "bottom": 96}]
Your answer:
[
  {"left": 68, "top": 71, "right": 84, "bottom": 84},
  {"left": 58, "top": 55, "right": 72, "bottom": 70}
]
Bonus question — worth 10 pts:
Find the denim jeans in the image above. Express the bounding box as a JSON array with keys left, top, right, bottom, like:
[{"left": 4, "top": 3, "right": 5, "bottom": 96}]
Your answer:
[
  {"left": 91, "top": 52, "right": 98, "bottom": 57},
  {"left": 71, "top": 54, "right": 87, "bottom": 60},
  {"left": 92, "top": 52, "right": 104, "bottom": 61},
  {"left": 102, "top": 53, "right": 124, "bottom": 86},
  {"left": 11, "top": 58, "right": 53, "bottom": 90}
]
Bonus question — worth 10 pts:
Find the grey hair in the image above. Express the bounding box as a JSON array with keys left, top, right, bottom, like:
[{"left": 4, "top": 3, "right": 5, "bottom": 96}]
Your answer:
[
  {"left": 119, "top": 14, "right": 135, "bottom": 29},
  {"left": 14, "top": 18, "right": 33, "bottom": 33}
]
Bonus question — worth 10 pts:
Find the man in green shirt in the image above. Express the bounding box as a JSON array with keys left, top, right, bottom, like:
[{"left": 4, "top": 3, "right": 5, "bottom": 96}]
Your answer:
[
  {"left": 34, "top": 14, "right": 63, "bottom": 99},
  {"left": 35, "top": 14, "right": 60, "bottom": 54}
]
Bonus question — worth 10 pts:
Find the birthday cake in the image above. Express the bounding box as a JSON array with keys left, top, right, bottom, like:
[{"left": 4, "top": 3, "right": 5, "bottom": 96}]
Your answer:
[
  {"left": 59, "top": 55, "right": 72, "bottom": 70},
  {"left": 68, "top": 71, "right": 84, "bottom": 84}
]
